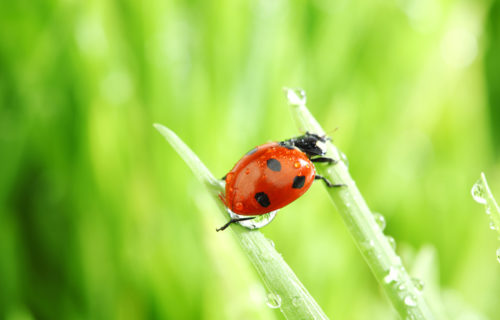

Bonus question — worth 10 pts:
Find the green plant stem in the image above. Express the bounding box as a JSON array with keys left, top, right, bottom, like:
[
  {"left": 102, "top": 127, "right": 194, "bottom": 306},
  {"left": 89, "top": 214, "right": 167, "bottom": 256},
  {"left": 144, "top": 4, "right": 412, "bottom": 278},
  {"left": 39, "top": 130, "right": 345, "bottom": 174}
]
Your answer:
[
  {"left": 154, "top": 124, "right": 329, "bottom": 320},
  {"left": 286, "top": 89, "right": 435, "bottom": 320},
  {"left": 472, "top": 172, "right": 500, "bottom": 238}
]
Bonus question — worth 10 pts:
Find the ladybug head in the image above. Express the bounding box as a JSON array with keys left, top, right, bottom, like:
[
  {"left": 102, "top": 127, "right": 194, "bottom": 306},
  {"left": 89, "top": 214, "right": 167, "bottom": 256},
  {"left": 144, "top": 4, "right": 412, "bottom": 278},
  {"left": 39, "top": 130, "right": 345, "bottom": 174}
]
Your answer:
[{"left": 280, "top": 132, "right": 328, "bottom": 157}]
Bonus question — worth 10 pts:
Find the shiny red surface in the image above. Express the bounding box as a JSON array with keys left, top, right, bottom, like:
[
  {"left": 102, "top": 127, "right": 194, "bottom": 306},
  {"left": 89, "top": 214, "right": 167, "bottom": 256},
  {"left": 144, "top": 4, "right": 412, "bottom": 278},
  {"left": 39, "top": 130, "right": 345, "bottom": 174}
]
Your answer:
[{"left": 222, "top": 142, "right": 315, "bottom": 215}]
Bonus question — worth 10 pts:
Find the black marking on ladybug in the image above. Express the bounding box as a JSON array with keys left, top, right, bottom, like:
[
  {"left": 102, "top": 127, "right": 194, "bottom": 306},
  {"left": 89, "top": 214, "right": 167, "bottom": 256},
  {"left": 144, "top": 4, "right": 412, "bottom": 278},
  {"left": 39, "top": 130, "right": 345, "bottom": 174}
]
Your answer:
[
  {"left": 246, "top": 147, "right": 258, "bottom": 155},
  {"left": 255, "top": 192, "right": 271, "bottom": 207},
  {"left": 281, "top": 132, "right": 326, "bottom": 157},
  {"left": 267, "top": 158, "right": 282, "bottom": 172},
  {"left": 292, "top": 176, "right": 306, "bottom": 189}
]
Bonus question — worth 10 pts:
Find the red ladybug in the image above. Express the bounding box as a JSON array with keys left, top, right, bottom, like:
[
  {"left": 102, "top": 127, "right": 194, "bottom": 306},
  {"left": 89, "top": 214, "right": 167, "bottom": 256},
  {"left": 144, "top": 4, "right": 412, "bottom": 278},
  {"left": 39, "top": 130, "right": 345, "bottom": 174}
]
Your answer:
[{"left": 217, "top": 132, "right": 342, "bottom": 231}]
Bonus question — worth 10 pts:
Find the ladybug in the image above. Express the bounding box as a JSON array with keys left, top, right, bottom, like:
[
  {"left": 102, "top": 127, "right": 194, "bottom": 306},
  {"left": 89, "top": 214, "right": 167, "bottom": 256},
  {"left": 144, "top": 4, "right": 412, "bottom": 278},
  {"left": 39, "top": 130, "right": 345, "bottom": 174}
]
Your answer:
[{"left": 217, "top": 132, "right": 343, "bottom": 231}]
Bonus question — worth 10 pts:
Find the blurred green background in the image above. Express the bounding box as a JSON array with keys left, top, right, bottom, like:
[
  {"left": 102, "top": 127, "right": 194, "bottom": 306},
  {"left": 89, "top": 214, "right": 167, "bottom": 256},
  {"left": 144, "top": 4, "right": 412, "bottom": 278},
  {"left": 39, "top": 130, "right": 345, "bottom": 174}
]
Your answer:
[{"left": 1, "top": 0, "right": 500, "bottom": 319}]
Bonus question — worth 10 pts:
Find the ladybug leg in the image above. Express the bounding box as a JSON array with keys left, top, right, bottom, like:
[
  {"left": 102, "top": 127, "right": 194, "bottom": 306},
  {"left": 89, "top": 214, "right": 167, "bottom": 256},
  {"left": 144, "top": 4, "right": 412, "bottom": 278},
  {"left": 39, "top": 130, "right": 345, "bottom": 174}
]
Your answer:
[
  {"left": 311, "top": 156, "right": 337, "bottom": 164},
  {"left": 315, "top": 175, "right": 345, "bottom": 188},
  {"left": 216, "top": 217, "right": 255, "bottom": 232},
  {"left": 218, "top": 193, "right": 227, "bottom": 206}
]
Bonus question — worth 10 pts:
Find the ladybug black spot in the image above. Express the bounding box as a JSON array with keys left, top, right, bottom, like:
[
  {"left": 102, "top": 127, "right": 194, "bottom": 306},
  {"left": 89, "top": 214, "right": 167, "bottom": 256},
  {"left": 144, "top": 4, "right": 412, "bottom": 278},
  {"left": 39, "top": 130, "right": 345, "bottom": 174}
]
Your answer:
[
  {"left": 292, "top": 176, "right": 306, "bottom": 189},
  {"left": 266, "top": 158, "right": 282, "bottom": 172},
  {"left": 255, "top": 192, "right": 271, "bottom": 207},
  {"left": 246, "top": 147, "right": 258, "bottom": 155}
]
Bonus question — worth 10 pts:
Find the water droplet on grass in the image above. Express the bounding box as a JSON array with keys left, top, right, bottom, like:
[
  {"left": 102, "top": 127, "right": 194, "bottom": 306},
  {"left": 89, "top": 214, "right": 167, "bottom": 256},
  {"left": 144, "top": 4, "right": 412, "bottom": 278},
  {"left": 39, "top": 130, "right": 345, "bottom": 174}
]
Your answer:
[
  {"left": 373, "top": 212, "right": 386, "bottom": 230},
  {"left": 266, "top": 292, "right": 282, "bottom": 309},
  {"left": 471, "top": 180, "right": 487, "bottom": 205},
  {"left": 268, "top": 238, "right": 275, "bottom": 248},
  {"left": 411, "top": 278, "right": 424, "bottom": 292},
  {"left": 386, "top": 236, "right": 396, "bottom": 250},
  {"left": 384, "top": 267, "right": 399, "bottom": 284},
  {"left": 285, "top": 88, "right": 306, "bottom": 105},
  {"left": 340, "top": 151, "right": 349, "bottom": 168},
  {"left": 228, "top": 209, "right": 278, "bottom": 229},
  {"left": 404, "top": 295, "right": 417, "bottom": 307},
  {"left": 292, "top": 296, "right": 302, "bottom": 307}
]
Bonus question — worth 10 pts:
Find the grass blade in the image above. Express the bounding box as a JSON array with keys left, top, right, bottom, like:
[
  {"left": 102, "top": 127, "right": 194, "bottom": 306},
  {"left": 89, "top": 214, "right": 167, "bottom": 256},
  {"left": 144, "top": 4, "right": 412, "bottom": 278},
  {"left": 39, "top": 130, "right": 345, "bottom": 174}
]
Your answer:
[
  {"left": 286, "top": 88, "right": 436, "bottom": 320},
  {"left": 154, "top": 123, "right": 330, "bottom": 320}
]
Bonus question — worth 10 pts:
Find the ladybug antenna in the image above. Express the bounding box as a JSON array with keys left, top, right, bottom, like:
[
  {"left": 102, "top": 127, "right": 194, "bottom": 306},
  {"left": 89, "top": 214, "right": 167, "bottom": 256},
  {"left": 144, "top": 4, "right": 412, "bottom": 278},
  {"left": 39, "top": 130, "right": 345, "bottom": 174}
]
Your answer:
[{"left": 323, "top": 127, "right": 339, "bottom": 140}]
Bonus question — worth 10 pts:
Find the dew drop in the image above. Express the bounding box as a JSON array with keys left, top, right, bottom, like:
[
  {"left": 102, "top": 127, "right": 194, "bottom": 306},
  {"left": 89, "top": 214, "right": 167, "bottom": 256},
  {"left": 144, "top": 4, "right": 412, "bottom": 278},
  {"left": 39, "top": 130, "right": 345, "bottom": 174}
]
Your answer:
[
  {"left": 268, "top": 238, "right": 275, "bottom": 248},
  {"left": 261, "top": 249, "right": 273, "bottom": 261},
  {"left": 228, "top": 209, "right": 279, "bottom": 230},
  {"left": 373, "top": 212, "right": 386, "bottom": 231},
  {"left": 235, "top": 202, "right": 244, "bottom": 211},
  {"left": 340, "top": 151, "right": 349, "bottom": 168},
  {"left": 292, "top": 296, "right": 302, "bottom": 307},
  {"left": 391, "top": 256, "right": 402, "bottom": 266},
  {"left": 489, "top": 221, "right": 497, "bottom": 230},
  {"left": 406, "top": 314, "right": 417, "bottom": 320},
  {"left": 386, "top": 236, "right": 397, "bottom": 250},
  {"left": 294, "top": 161, "right": 300, "bottom": 168},
  {"left": 411, "top": 278, "right": 425, "bottom": 292},
  {"left": 471, "top": 180, "right": 487, "bottom": 205},
  {"left": 285, "top": 88, "right": 306, "bottom": 105},
  {"left": 384, "top": 266, "right": 399, "bottom": 284},
  {"left": 266, "top": 292, "right": 282, "bottom": 309},
  {"left": 496, "top": 248, "right": 500, "bottom": 264},
  {"left": 362, "top": 239, "right": 375, "bottom": 251},
  {"left": 226, "top": 172, "right": 234, "bottom": 183},
  {"left": 404, "top": 295, "right": 417, "bottom": 307},
  {"left": 398, "top": 284, "right": 406, "bottom": 291},
  {"left": 486, "top": 206, "right": 492, "bottom": 215},
  {"left": 245, "top": 168, "right": 251, "bottom": 175}
]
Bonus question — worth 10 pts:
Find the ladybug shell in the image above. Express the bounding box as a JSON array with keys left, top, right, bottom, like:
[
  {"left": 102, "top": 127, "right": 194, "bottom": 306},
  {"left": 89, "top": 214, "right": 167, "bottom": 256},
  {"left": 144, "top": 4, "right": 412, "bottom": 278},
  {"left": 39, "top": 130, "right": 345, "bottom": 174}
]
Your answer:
[{"left": 223, "top": 142, "right": 316, "bottom": 216}]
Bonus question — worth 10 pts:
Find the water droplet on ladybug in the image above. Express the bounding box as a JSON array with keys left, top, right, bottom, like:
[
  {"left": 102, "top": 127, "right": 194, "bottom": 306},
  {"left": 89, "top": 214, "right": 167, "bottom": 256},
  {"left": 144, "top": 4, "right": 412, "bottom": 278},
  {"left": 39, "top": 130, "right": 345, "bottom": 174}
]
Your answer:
[
  {"left": 226, "top": 172, "right": 234, "bottom": 183},
  {"left": 294, "top": 161, "right": 300, "bottom": 168},
  {"left": 245, "top": 168, "right": 250, "bottom": 175},
  {"left": 235, "top": 202, "right": 244, "bottom": 211}
]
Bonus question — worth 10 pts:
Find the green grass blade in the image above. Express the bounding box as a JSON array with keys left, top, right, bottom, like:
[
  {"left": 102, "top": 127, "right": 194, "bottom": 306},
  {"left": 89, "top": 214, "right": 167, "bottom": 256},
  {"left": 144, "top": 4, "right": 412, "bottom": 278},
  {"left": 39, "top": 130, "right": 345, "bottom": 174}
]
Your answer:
[
  {"left": 471, "top": 172, "right": 500, "bottom": 241},
  {"left": 154, "top": 123, "right": 330, "bottom": 320},
  {"left": 153, "top": 124, "right": 222, "bottom": 194},
  {"left": 286, "top": 88, "right": 436, "bottom": 320}
]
